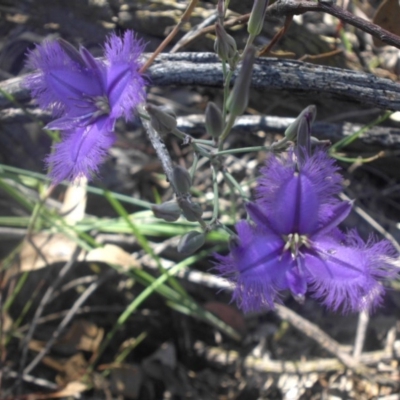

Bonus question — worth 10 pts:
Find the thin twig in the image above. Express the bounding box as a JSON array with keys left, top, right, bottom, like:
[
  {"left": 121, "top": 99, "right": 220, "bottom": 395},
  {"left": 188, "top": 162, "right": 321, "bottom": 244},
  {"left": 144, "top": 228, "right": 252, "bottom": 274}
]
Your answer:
[
  {"left": 171, "top": 11, "right": 218, "bottom": 53},
  {"left": 23, "top": 269, "right": 114, "bottom": 375},
  {"left": 3, "top": 368, "right": 58, "bottom": 390},
  {"left": 273, "top": 304, "right": 361, "bottom": 371},
  {"left": 18, "top": 246, "right": 82, "bottom": 383},
  {"left": 17, "top": 305, "right": 125, "bottom": 333},
  {"left": 152, "top": 0, "right": 400, "bottom": 52},
  {"left": 139, "top": 0, "right": 200, "bottom": 73},
  {"left": 340, "top": 192, "right": 400, "bottom": 252},
  {"left": 194, "top": 340, "right": 398, "bottom": 374},
  {"left": 259, "top": 15, "right": 293, "bottom": 57},
  {"left": 267, "top": 0, "right": 400, "bottom": 50}
]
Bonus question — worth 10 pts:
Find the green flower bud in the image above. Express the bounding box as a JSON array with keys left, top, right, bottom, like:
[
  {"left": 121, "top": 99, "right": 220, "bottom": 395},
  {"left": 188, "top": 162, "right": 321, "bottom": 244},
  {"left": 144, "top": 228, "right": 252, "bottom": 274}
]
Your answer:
[
  {"left": 171, "top": 166, "right": 192, "bottom": 194},
  {"left": 205, "top": 102, "right": 224, "bottom": 139},
  {"left": 178, "top": 198, "right": 203, "bottom": 222},
  {"left": 227, "top": 46, "right": 256, "bottom": 117},
  {"left": 248, "top": 0, "right": 269, "bottom": 37},
  {"left": 177, "top": 231, "right": 206, "bottom": 255},
  {"left": 284, "top": 105, "right": 317, "bottom": 142},
  {"left": 146, "top": 104, "right": 177, "bottom": 134},
  {"left": 152, "top": 201, "right": 181, "bottom": 222},
  {"left": 214, "top": 21, "right": 237, "bottom": 63}
]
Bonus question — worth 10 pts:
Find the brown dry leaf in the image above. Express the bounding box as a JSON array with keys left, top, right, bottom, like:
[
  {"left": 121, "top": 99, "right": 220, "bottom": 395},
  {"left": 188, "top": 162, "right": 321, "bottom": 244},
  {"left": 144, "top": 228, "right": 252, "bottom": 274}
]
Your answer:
[
  {"left": 55, "top": 353, "right": 88, "bottom": 386},
  {"left": 3, "top": 236, "right": 139, "bottom": 288},
  {"left": 110, "top": 364, "right": 143, "bottom": 399},
  {"left": 372, "top": 0, "right": 400, "bottom": 47},
  {"left": 53, "top": 319, "right": 104, "bottom": 354},
  {"left": 29, "top": 381, "right": 88, "bottom": 399},
  {"left": 0, "top": 310, "right": 13, "bottom": 341},
  {"left": 85, "top": 244, "right": 140, "bottom": 270},
  {"left": 204, "top": 301, "right": 247, "bottom": 336},
  {"left": 14, "top": 233, "right": 83, "bottom": 272}
]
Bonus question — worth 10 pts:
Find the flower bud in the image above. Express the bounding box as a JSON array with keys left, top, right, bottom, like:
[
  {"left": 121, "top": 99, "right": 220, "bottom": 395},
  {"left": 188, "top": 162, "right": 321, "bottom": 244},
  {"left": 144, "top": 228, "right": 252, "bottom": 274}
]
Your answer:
[
  {"left": 171, "top": 166, "right": 192, "bottom": 194},
  {"left": 227, "top": 46, "right": 256, "bottom": 116},
  {"left": 248, "top": 0, "right": 269, "bottom": 37},
  {"left": 284, "top": 105, "right": 317, "bottom": 142},
  {"left": 146, "top": 104, "right": 177, "bottom": 134},
  {"left": 177, "top": 231, "right": 206, "bottom": 255},
  {"left": 59, "top": 39, "right": 86, "bottom": 67},
  {"left": 152, "top": 201, "right": 181, "bottom": 222},
  {"left": 214, "top": 21, "right": 237, "bottom": 63},
  {"left": 205, "top": 102, "right": 224, "bottom": 139},
  {"left": 178, "top": 198, "right": 203, "bottom": 222}
]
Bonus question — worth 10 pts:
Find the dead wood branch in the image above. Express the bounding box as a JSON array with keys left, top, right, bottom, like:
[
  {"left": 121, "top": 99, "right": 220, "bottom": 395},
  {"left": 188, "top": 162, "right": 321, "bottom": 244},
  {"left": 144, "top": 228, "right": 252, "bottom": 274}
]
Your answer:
[{"left": 1, "top": 53, "right": 400, "bottom": 110}]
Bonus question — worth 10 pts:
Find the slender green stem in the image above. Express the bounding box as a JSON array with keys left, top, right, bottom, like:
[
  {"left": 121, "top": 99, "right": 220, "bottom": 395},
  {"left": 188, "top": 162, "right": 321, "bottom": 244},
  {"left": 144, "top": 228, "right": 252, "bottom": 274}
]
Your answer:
[
  {"left": 242, "top": 34, "right": 256, "bottom": 59},
  {"left": 172, "top": 128, "right": 212, "bottom": 158},
  {"left": 222, "top": 70, "right": 234, "bottom": 121},
  {"left": 103, "top": 190, "right": 187, "bottom": 297},
  {"left": 171, "top": 127, "right": 186, "bottom": 140},
  {"left": 329, "top": 111, "right": 392, "bottom": 153},
  {"left": 189, "top": 152, "right": 199, "bottom": 180},
  {"left": 223, "top": 170, "right": 249, "bottom": 200},
  {"left": 218, "top": 112, "right": 237, "bottom": 150},
  {"left": 222, "top": 60, "right": 227, "bottom": 79},
  {"left": 330, "top": 152, "right": 384, "bottom": 163},
  {"left": 87, "top": 250, "right": 211, "bottom": 370},
  {"left": 0, "top": 164, "right": 153, "bottom": 209},
  {"left": 218, "top": 222, "right": 236, "bottom": 237},
  {"left": 101, "top": 331, "right": 148, "bottom": 377},
  {"left": 210, "top": 166, "right": 220, "bottom": 224},
  {"left": 3, "top": 271, "right": 29, "bottom": 313},
  {"left": 215, "top": 145, "right": 271, "bottom": 156},
  {"left": 192, "top": 139, "right": 215, "bottom": 145}
]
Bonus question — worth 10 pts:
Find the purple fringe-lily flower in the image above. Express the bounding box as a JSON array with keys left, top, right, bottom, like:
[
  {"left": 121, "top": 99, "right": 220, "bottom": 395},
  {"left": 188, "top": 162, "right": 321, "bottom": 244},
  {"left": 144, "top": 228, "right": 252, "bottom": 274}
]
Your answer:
[
  {"left": 215, "top": 149, "right": 398, "bottom": 313},
  {"left": 25, "top": 31, "right": 146, "bottom": 183}
]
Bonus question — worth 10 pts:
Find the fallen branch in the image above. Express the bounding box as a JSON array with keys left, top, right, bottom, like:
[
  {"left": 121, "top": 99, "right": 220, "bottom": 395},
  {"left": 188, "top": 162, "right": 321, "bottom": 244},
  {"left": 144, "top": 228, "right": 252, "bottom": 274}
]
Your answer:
[
  {"left": 194, "top": 340, "right": 398, "bottom": 374},
  {"left": 3, "top": 108, "right": 399, "bottom": 150},
  {"left": 177, "top": 114, "right": 400, "bottom": 150},
  {"left": 2, "top": 53, "right": 400, "bottom": 110}
]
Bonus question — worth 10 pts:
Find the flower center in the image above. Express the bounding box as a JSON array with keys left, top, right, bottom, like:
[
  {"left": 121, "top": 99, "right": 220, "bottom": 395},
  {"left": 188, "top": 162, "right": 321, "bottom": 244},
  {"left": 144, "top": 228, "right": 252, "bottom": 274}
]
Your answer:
[
  {"left": 93, "top": 96, "right": 110, "bottom": 116},
  {"left": 282, "top": 233, "right": 311, "bottom": 258}
]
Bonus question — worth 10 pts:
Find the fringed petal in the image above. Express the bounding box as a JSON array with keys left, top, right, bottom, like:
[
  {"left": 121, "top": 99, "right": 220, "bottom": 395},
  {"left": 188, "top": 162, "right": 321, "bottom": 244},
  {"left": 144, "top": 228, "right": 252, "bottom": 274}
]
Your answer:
[
  {"left": 104, "top": 31, "right": 146, "bottom": 120},
  {"left": 46, "top": 116, "right": 115, "bottom": 183},
  {"left": 215, "top": 221, "right": 292, "bottom": 312},
  {"left": 304, "top": 234, "right": 398, "bottom": 313},
  {"left": 25, "top": 40, "right": 103, "bottom": 116}
]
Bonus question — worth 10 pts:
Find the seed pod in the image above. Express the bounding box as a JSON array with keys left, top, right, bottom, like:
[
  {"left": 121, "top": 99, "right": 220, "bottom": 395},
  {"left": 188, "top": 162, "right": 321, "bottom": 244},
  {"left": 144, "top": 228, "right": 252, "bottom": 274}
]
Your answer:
[
  {"left": 214, "top": 20, "right": 237, "bottom": 63},
  {"left": 179, "top": 198, "right": 203, "bottom": 222},
  {"left": 248, "top": 0, "right": 269, "bottom": 37},
  {"left": 171, "top": 166, "right": 192, "bottom": 195},
  {"left": 146, "top": 104, "right": 177, "bottom": 134},
  {"left": 177, "top": 231, "right": 206, "bottom": 255},
  {"left": 152, "top": 201, "right": 181, "bottom": 222},
  {"left": 227, "top": 46, "right": 256, "bottom": 117},
  {"left": 205, "top": 102, "right": 224, "bottom": 139}
]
